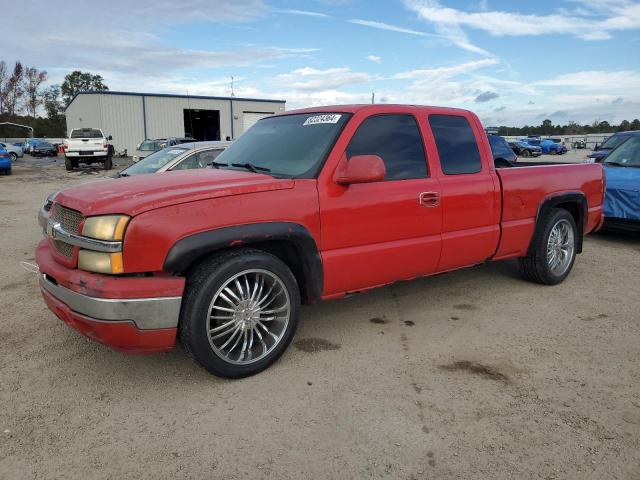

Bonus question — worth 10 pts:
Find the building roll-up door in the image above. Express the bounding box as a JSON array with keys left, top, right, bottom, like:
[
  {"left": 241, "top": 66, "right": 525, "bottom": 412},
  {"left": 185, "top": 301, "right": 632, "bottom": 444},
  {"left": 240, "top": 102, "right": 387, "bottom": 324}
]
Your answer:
[{"left": 241, "top": 112, "right": 274, "bottom": 134}]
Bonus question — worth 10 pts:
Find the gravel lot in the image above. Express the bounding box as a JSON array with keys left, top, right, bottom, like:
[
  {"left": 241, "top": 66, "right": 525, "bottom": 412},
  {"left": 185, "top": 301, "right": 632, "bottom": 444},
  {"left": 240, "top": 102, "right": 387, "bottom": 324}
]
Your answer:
[{"left": 1, "top": 153, "right": 639, "bottom": 479}]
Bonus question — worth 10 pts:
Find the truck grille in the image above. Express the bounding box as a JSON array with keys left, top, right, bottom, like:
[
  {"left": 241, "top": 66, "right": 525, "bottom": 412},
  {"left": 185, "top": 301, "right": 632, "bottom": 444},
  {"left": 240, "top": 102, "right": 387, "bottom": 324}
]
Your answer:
[
  {"left": 51, "top": 204, "right": 84, "bottom": 258},
  {"left": 52, "top": 204, "right": 83, "bottom": 234},
  {"left": 54, "top": 240, "right": 74, "bottom": 258}
]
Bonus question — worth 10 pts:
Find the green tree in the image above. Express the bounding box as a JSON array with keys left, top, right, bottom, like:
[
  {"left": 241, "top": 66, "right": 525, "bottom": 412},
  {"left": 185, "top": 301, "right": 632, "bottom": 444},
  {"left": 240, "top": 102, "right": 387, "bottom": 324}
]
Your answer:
[
  {"left": 42, "top": 85, "right": 64, "bottom": 120},
  {"left": 60, "top": 70, "right": 108, "bottom": 106},
  {"left": 617, "top": 120, "right": 630, "bottom": 132},
  {"left": 23, "top": 66, "right": 48, "bottom": 117},
  {"left": 631, "top": 119, "right": 640, "bottom": 131}
]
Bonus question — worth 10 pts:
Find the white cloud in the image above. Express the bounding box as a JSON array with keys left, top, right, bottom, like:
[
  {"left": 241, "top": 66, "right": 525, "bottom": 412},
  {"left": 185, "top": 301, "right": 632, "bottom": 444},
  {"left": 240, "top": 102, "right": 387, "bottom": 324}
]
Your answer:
[
  {"left": 535, "top": 70, "right": 640, "bottom": 92},
  {"left": 272, "top": 67, "right": 372, "bottom": 91},
  {"left": 393, "top": 58, "right": 499, "bottom": 81},
  {"left": 277, "top": 9, "right": 331, "bottom": 18},
  {"left": 404, "top": 0, "right": 640, "bottom": 41},
  {"left": 349, "top": 19, "right": 428, "bottom": 36},
  {"left": 367, "top": 55, "right": 382, "bottom": 64}
]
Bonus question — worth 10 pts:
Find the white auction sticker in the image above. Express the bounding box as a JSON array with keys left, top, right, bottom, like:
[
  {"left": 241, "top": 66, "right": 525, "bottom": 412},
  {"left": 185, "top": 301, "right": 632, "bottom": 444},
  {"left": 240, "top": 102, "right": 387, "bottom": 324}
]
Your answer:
[{"left": 303, "top": 114, "right": 342, "bottom": 126}]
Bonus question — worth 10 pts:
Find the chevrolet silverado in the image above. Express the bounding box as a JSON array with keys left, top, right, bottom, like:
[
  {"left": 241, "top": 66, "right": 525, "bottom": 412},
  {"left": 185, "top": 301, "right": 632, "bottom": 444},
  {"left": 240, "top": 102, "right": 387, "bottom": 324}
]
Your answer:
[{"left": 36, "top": 105, "right": 605, "bottom": 378}]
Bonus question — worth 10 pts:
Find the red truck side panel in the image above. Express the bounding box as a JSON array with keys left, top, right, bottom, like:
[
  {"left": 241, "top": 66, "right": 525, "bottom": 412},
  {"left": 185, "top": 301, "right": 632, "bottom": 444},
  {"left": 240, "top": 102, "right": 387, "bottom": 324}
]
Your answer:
[
  {"left": 123, "top": 180, "right": 321, "bottom": 273},
  {"left": 494, "top": 163, "right": 604, "bottom": 259}
]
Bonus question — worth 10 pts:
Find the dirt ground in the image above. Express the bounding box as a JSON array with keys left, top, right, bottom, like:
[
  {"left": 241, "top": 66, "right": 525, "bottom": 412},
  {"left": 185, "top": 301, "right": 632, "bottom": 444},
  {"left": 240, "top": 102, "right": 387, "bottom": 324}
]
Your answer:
[{"left": 1, "top": 154, "right": 639, "bottom": 480}]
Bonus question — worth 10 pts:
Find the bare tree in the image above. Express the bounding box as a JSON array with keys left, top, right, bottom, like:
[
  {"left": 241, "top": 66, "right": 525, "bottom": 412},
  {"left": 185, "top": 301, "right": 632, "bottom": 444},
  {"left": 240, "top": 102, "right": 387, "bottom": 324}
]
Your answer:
[
  {"left": 4, "top": 62, "right": 25, "bottom": 117},
  {"left": 0, "top": 61, "right": 7, "bottom": 114},
  {"left": 24, "top": 66, "right": 48, "bottom": 117}
]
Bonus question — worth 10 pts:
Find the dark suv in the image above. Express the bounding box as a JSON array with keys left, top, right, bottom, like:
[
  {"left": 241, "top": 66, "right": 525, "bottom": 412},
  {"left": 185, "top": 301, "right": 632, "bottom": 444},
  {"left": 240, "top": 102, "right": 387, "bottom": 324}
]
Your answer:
[{"left": 589, "top": 131, "right": 640, "bottom": 162}]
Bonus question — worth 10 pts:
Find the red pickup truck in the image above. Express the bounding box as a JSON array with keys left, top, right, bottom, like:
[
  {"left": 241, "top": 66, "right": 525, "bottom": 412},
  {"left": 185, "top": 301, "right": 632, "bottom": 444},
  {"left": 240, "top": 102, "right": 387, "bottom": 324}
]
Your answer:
[{"left": 36, "top": 105, "right": 604, "bottom": 378}]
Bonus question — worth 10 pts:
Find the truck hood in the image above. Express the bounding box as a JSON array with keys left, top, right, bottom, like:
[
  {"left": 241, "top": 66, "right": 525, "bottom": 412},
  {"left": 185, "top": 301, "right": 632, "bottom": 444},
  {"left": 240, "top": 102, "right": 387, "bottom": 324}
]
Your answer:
[{"left": 55, "top": 169, "right": 295, "bottom": 217}]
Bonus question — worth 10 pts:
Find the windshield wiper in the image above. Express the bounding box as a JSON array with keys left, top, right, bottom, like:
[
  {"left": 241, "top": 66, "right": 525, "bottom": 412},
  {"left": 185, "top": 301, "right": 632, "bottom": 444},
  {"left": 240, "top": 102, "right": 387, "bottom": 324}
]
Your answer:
[
  {"left": 208, "top": 161, "right": 227, "bottom": 169},
  {"left": 231, "top": 162, "right": 271, "bottom": 173}
]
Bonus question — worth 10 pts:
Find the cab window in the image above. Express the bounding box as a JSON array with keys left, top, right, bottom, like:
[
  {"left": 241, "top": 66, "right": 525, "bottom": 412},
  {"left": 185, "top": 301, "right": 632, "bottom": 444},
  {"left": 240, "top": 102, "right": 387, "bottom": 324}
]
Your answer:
[
  {"left": 429, "top": 115, "right": 482, "bottom": 175},
  {"left": 346, "top": 114, "right": 427, "bottom": 180}
]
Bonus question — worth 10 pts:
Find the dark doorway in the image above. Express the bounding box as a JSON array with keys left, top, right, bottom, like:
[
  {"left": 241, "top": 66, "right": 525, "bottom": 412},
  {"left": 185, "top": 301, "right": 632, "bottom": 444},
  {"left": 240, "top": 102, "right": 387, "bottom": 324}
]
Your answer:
[{"left": 183, "top": 109, "right": 220, "bottom": 141}]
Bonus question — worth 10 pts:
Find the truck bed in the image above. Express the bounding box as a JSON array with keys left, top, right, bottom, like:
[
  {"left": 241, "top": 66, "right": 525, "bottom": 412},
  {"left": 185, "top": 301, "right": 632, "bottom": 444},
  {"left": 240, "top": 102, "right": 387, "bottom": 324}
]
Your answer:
[{"left": 494, "top": 163, "right": 604, "bottom": 259}]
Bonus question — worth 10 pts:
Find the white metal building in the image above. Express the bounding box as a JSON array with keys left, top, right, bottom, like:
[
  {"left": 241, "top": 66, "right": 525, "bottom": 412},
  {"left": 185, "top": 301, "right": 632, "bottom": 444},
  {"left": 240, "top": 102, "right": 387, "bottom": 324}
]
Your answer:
[{"left": 65, "top": 91, "right": 286, "bottom": 154}]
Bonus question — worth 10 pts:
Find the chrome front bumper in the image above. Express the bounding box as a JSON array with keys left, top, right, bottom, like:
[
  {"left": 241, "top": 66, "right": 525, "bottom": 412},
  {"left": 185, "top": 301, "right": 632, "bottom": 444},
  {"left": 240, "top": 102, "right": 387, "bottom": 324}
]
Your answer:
[{"left": 39, "top": 274, "right": 182, "bottom": 330}]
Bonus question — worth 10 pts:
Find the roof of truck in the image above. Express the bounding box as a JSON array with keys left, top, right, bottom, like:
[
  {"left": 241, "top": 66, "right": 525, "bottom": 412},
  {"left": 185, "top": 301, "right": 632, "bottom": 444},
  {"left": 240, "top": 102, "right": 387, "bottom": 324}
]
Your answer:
[{"left": 281, "top": 104, "right": 473, "bottom": 116}]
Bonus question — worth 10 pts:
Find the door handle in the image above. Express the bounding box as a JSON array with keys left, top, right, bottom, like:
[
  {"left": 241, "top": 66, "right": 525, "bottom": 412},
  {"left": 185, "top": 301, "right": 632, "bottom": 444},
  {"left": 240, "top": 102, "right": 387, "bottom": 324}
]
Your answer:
[{"left": 419, "top": 191, "right": 440, "bottom": 207}]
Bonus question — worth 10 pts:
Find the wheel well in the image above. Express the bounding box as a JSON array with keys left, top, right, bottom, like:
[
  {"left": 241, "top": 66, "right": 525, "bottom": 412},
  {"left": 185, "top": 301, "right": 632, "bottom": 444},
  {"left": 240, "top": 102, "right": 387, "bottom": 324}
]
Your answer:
[
  {"left": 168, "top": 224, "right": 323, "bottom": 305},
  {"left": 184, "top": 242, "right": 311, "bottom": 304},
  {"left": 238, "top": 240, "right": 310, "bottom": 304},
  {"left": 541, "top": 197, "right": 586, "bottom": 253}
]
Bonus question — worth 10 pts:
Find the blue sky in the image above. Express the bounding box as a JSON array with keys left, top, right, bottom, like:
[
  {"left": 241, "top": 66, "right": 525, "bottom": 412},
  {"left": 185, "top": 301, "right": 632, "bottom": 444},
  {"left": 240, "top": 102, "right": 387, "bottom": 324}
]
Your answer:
[{"left": 4, "top": 0, "right": 640, "bottom": 126}]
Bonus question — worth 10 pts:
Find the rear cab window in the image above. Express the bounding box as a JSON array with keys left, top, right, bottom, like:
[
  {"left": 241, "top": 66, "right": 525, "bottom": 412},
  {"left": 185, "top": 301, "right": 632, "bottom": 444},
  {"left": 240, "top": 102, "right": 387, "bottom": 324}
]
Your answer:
[
  {"left": 70, "top": 129, "right": 103, "bottom": 139},
  {"left": 428, "top": 115, "right": 482, "bottom": 175}
]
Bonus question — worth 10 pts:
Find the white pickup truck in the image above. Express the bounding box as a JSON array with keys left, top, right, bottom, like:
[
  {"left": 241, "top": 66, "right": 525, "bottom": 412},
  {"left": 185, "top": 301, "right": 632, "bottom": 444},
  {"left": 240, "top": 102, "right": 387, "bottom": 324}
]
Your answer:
[{"left": 63, "top": 128, "right": 113, "bottom": 171}]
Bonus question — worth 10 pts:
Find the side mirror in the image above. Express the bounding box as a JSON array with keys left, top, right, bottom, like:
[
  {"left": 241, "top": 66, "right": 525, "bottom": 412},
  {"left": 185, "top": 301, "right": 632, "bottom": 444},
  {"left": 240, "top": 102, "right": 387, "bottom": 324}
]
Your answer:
[
  {"left": 334, "top": 154, "right": 385, "bottom": 185},
  {"left": 136, "top": 143, "right": 141, "bottom": 150},
  {"left": 108, "top": 135, "right": 113, "bottom": 141}
]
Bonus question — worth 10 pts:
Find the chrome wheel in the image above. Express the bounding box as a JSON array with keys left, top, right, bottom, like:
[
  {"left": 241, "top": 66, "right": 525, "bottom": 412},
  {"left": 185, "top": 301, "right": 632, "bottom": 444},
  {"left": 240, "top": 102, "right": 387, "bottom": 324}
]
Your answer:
[
  {"left": 546, "top": 219, "right": 575, "bottom": 276},
  {"left": 206, "top": 269, "right": 291, "bottom": 365}
]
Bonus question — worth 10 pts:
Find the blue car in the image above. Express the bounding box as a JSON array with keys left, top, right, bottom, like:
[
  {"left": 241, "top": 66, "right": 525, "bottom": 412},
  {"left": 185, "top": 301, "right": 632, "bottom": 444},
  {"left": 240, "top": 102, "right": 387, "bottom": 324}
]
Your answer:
[
  {"left": 0, "top": 147, "right": 12, "bottom": 175},
  {"left": 589, "top": 131, "right": 640, "bottom": 162},
  {"left": 520, "top": 138, "right": 567, "bottom": 155},
  {"left": 602, "top": 135, "right": 640, "bottom": 232}
]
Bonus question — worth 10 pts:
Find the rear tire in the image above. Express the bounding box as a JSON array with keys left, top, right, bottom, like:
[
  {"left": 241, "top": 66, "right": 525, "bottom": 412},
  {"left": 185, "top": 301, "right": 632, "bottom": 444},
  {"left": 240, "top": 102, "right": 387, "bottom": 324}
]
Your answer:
[
  {"left": 64, "top": 157, "right": 74, "bottom": 171},
  {"left": 519, "top": 208, "right": 577, "bottom": 285},
  {"left": 521, "top": 149, "right": 531, "bottom": 158},
  {"left": 180, "top": 248, "right": 301, "bottom": 378}
]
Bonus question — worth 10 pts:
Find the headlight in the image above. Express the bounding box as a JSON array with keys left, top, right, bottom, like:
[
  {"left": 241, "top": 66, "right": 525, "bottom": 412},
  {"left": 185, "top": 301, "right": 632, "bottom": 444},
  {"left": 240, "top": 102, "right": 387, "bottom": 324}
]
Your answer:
[
  {"left": 82, "top": 215, "right": 129, "bottom": 241},
  {"left": 78, "top": 250, "right": 124, "bottom": 274}
]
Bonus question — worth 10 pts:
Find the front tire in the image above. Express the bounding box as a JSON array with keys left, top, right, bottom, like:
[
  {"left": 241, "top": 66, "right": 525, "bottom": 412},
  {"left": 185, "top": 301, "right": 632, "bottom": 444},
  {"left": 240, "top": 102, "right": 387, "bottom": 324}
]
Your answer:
[
  {"left": 519, "top": 208, "right": 577, "bottom": 285},
  {"left": 104, "top": 155, "right": 112, "bottom": 170},
  {"left": 9, "top": 152, "right": 17, "bottom": 162},
  {"left": 180, "top": 249, "right": 301, "bottom": 378}
]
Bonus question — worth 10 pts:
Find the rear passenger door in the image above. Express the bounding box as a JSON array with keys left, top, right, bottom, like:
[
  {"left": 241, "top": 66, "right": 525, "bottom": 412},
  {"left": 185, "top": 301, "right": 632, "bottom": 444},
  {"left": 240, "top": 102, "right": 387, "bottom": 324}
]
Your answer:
[
  {"left": 319, "top": 113, "right": 442, "bottom": 295},
  {"left": 427, "top": 114, "right": 500, "bottom": 271}
]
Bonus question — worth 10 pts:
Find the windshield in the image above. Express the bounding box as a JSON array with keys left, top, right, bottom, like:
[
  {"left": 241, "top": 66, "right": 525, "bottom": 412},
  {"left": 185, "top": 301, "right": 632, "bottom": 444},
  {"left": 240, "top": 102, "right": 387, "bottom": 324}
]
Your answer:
[
  {"left": 71, "top": 128, "right": 103, "bottom": 139},
  {"left": 120, "top": 147, "right": 188, "bottom": 175},
  {"left": 215, "top": 112, "right": 351, "bottom": 177},
  {"left": 604, "top": 137, "right": 640, "bottom": 167},
  {"left": 600, "top": 135, "right": 628, "bottom": 150},
  {"left": 139, "top": 140, "right": 161, "bottom": 151}
]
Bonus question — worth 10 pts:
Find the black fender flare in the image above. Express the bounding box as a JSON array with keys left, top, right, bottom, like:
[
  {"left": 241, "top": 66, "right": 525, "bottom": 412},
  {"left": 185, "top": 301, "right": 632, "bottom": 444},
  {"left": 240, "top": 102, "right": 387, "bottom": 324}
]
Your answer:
[
  {"left": 530, "top": 192, "right": 587, "bottom": 254},
  {"left": 163, "top": 222, "right": 323, "bottom": 304}
]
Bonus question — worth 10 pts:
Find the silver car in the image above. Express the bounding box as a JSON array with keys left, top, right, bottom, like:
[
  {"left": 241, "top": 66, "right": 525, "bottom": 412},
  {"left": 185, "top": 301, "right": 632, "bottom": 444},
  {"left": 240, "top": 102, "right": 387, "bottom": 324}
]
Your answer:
[
  {"left": 117, "top": 141, "right": 231, "bottom": 177},
  {"left": 0, "top": 142, "right": 24, "bottom": 161}
]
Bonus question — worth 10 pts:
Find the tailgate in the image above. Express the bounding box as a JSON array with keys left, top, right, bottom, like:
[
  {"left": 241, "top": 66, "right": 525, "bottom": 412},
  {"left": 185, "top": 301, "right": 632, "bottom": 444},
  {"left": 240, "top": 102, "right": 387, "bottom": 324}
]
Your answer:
[
  {"left": 67, "top": 139, "right": 104, "bottom": 151},
  {"left": 494, "top": 163, "right": 604, "bottom": 259}
]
